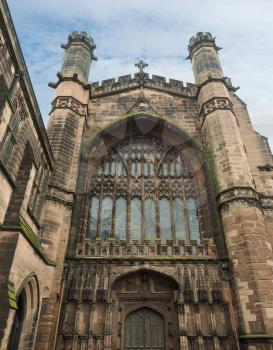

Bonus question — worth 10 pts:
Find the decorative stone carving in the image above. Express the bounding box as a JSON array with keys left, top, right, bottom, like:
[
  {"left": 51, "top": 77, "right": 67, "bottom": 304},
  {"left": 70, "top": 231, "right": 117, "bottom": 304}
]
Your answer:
[
  {"left": 77, "top": 238, "right": 216, "bottom": 258},
  {"left": 199, "top": 96, "right": 233, "bottom": 125},
  {"left": 51, "top": 96, "right": 87, "bottom": 116},
  {"left": 14, "top": 91, "right": 28, "bottom": 120},
  {"left": 260, "top": 196, "right": 273, "bottom": 209},
  {"left": 217, "top": 187, "right": 261, "bottom": 210},
  {"left": 46, "top": 185, "right": 75, "bottom": 207}
]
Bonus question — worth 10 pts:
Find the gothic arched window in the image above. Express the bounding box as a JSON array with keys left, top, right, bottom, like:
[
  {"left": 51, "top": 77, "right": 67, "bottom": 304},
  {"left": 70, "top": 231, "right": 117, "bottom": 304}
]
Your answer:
[{"left": 88, "top": 135, "right": 200, "bottom": 243}]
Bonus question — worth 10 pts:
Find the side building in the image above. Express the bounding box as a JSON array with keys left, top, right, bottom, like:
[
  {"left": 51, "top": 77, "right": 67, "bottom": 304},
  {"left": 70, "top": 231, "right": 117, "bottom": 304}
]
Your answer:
[{"left": 1, "top": 1, "right": 273, "bottom": 350}]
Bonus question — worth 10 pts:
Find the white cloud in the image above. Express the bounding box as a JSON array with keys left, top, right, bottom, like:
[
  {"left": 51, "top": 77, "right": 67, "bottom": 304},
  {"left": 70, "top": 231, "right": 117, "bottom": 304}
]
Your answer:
[{"left": 6, "top": 0, "right": 273, "bottom": 149}]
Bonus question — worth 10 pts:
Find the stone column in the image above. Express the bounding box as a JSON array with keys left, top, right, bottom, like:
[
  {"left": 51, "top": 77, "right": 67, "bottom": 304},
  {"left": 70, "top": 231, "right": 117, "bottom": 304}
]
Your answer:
[
  {"left": 188, "top": 32, "right": 273, "bottom": 341},
  {"left": 35, "top": 32, "right": 96, "bottom": 350}
]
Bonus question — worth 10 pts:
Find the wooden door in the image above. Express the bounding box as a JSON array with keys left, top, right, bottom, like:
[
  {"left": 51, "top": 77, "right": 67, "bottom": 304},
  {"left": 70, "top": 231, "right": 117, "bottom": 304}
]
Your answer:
[{"left": 124, "top": 307, "right": 166, "bottom": 350}]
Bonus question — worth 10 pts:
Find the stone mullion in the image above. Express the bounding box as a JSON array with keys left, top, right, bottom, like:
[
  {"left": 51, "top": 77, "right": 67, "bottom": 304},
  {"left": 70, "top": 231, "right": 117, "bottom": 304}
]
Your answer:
[
  {"left": 181, "top": 158, "right": 191, "bottom": 242},
  {"left": 141, "top": 154, "right": 145, "bottom": 241},
  {"left": 169, "top": 197, "right": 176, "bottom": 243},
  {"left": 126, "top": 151, "right": 131, "bottom": 241},
  {"left": 168, "top": 160, "right": 176, "bottom": 242},
  {"left": 155, "top": 146, "right": 161, "bottom": 239},
  {"left": 111, "top": 164, "right": 116, "bottom": 239},
  {"left": 155, "top": 168, "right": 161, "bottom": 238},
  {"left": 96, "top": 174, "right": 104, "bottom": 238}
]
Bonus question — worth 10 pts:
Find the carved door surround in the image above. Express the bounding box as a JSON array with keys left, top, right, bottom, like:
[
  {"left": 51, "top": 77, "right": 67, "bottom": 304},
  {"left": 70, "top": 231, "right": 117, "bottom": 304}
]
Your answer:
[{"left": 112, "top": 270, "right": 179, "bottom": 350}]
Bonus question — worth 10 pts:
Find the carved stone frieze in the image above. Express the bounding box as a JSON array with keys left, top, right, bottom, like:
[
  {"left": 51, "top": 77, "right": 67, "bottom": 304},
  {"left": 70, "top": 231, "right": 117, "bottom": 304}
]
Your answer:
[
  {"left": 51, "top": 96, "right": 87, "bottom": 116},
  {"left": 199, "top": 96, "right": 234, "bottom": 125},
  {"left": 260, "top": 196, "right": 273, "bottom": 209},
  {"left": 46, "top": 185, "right": 75, "bottom": 207},
  {"left": 217, "top": 187, "right": 261, "bottom": 210},
  {"left": 77, "top": 238, "right": 217, "bottom": 258}
]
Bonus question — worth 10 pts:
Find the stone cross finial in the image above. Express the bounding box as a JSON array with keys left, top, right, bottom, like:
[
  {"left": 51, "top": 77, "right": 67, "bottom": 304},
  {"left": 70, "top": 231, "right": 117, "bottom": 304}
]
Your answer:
[{"left": 135, "top": 60, "right": 148, "bottom": 74}]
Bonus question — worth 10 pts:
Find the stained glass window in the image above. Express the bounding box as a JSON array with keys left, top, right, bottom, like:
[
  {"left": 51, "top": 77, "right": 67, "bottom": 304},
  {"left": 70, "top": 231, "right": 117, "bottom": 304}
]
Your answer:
[
  {"left": 160, "top": 198, "right": 172, "bottom": 242},
  {"left": 131, "top": 198, "right": 141, "bottom": 240},
  {"left": 187, "top": 198, "right": 200, "bottom": 241},
  {"left": 89, "top": 196, "right": 99, "bottom": 239},
  {"left": 115, "top": 197, "right": 127, "bottom": 240},
  {"left": 173, "top": 197, "right": 186, "bottom": 241},
  {"left": 88, "top": 135, "right": 201, "bottom": 243},
  {"left": 100, "top": 197, "right": 113, "bottom": 240},
  {"left": 144, "top": 199, "right": 156, "bottom": 240}
]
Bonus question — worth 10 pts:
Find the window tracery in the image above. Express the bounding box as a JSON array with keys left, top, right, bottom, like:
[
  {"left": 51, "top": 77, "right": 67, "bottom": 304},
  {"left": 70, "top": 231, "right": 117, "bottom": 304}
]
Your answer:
[{"left": 88, "top": 135, "right": 201, "bottom": 243}]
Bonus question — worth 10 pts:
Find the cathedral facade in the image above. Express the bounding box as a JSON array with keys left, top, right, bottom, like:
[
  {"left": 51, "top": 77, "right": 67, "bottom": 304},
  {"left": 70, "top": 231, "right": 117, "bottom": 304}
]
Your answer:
[{"left": 1, "top": 1, "right": 273, "bottom": 349}]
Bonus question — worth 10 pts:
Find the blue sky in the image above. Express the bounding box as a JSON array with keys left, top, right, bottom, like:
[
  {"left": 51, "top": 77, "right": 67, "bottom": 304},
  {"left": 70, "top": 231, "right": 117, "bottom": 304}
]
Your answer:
[{"left": 7, "top": 0, "right": 273, "bottom": 149}]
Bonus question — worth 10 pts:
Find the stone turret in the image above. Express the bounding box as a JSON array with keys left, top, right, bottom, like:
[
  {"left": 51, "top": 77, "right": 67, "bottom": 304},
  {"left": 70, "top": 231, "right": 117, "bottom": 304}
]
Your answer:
[
  {"left": 188, "top": 32, "right": 273, "bottom": 341},
  {"left": 187, "top": 32, "right": 223, "bottom": 84},
  {"left": 35, "top": 31, "right": 96, "bottom": 350},
  {"left": 60, "top": 31, "right": 96, "bottom": 83}
]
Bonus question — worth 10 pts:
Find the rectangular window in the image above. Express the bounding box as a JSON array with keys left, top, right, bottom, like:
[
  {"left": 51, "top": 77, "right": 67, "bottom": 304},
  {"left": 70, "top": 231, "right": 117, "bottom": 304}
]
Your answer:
[{"left": 2, "top": 135, "right": 15, "bottom": 166}]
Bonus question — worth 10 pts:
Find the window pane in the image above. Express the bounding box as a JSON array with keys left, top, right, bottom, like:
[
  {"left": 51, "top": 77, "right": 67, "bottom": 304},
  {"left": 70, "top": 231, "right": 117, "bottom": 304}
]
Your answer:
[
  {"left": 160, "top": 198, "right": 172, "bottom": 242},
  {"left": 162, "top": 162, "right": 168, "bottom": 177},
  {"left": 137, "top": 162, "right": 141, "bottom": 177},
  {"left": 173, "top": 197, "right": 186, "bottom": 241},
  {"left": 144, "top": 199, "right": 156, "bottom": 241},
  {"left": 187, "top": 198, "right": 200, "bottom": 241},
  {"left": 149, "top": 163, "right": 154, "bottom": 176},
  {"left": 104, "top": 161, "right": 110, "bottom": 175},
  {"left": 116, "top": 162, "right": 122, "bottom": 176},
  {"left": 131, "top": 162, "right": 136, "bottom": 176},
  {"left": 144, "top": 163, "right": 148, "bottom": 176},
  {"left": 131, "top": 198, "right": 141, "bottom": 240},
  {"left": 100, "top": 197, "right": 113, "bottom": 240},
  {"left": 170, "top": 161, "right": 175, "bottom": 177},
  {"left": 89, "top": 196, "right": 99, "bottom": 239},
  {"left": 115, "top": 197, "right": 127, "bottom": 240},
  {"left": 2, "top": 136, "right": 15, "bottom": 166},
  {"left": 110, "top": 161, "right": 115, "bottom": 175},
  {"left": 175, "top": 161, "right": 182, "bottom": 176}
]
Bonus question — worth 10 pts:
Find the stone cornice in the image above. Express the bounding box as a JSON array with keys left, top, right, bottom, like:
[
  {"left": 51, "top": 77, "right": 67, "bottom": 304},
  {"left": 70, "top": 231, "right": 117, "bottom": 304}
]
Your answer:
[
  {"left": 50, "top": 96, "right": 88, "bottom": 116},
  {"left": 199, "top": 96, "right": 234, "bottom": 126},
  {"left": 196, "top": 76, "right": 239, "bottom": 98},
  {"left": 217, "top": 187, "right": 261, "bottom": 209},
  {"left": 239, "top": 334, "right": 273, "bottom": 341},
  {"left": 48, "top": 72, "right": 91, "bottom": 90},
  {"left": 45, "top": 185, "right": 75, "bottom": 208}
]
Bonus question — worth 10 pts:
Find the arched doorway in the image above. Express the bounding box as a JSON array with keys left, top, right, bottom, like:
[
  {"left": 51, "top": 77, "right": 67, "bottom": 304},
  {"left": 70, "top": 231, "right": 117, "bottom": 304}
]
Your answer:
[
  {"left": 124, "top": 307, "right": 166, "bottom": 350},
  {"left": 8, "top": 291, "right": 25, "bottom": 350},
  {"left": 111, "top": 269, "right": 179, "bottom": 350},
  {"left": 7, "top": 275, "right": 40, "bottom": 350}
]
